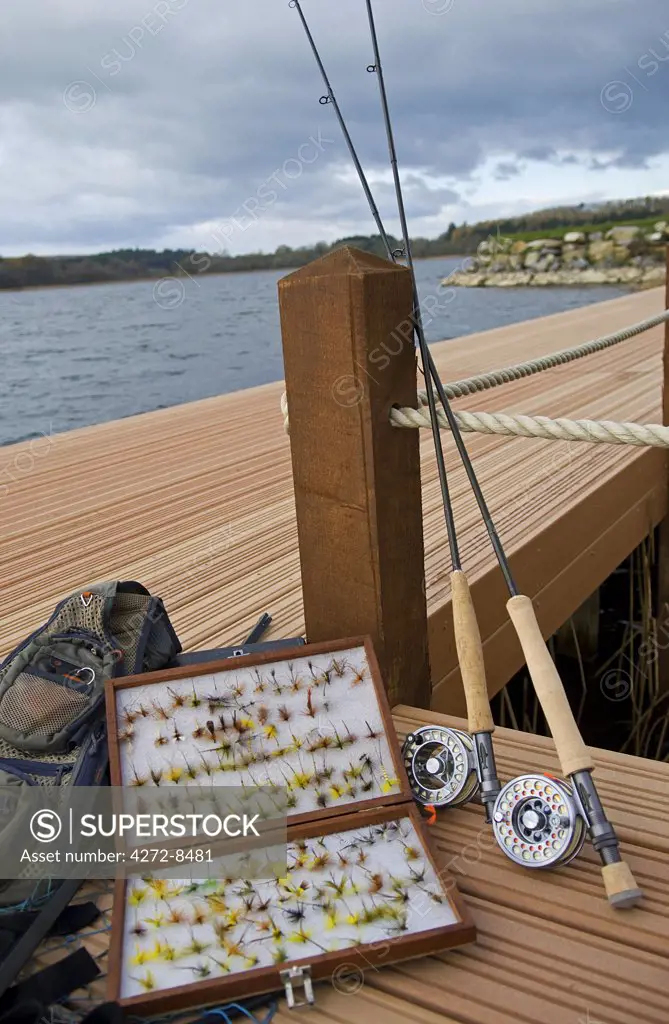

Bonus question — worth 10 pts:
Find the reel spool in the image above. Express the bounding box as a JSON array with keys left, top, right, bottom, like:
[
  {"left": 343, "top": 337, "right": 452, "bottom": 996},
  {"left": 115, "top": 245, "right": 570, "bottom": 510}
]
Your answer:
[
  {"left": 402, "top": 725, "right": 479, "bottom": 809},
  {"left": 492, "top": 773, "right": 587, "bottom": 869}
]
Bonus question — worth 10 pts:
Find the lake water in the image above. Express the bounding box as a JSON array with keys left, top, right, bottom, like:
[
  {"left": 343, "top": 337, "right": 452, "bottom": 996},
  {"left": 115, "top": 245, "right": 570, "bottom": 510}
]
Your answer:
[{"left": 0, "top": 257, "right": 629, "bottom": 448}]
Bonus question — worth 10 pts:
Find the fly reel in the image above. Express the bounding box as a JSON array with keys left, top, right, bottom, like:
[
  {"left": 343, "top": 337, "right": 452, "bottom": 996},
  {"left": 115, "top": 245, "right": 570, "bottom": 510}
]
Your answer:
[
  {"left": 492, "top": 773, "right": 587, "bottom": 869},
  {"left": 402, "top": 725, "right": 479, "bottom": 809}
]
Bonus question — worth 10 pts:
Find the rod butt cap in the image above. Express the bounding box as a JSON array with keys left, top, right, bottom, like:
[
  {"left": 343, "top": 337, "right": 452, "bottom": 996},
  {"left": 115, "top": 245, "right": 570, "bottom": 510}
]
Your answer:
[{"left": 602, "top": 861, "right": 643, "bottom": 909}]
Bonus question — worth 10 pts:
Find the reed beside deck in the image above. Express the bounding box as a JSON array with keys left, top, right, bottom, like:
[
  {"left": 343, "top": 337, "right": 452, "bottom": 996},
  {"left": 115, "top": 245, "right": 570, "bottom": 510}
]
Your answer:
[{"left": 1, "top": 286, "right": 666, "bottom": 712}]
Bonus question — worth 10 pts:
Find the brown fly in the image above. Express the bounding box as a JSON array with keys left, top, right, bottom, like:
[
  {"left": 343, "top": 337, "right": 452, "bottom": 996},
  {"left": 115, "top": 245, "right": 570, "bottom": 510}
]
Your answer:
[
  {"left": 351, "top": 665, "right": 367, "bottom": 687},
  {"left": 120, "top": 707, "right": 137, "bottom": 728},
  {"left": 252, "top": 669, "right": 267, "bottom": 695},
  {"left": 129, "top": 764, "right": 147, "bottom": 787},
  {"left": 167, "top": 686, "right": 187, "bottom": 709},
  {"left": 331, "top": 658, "right": 348, "bottom": 678},
  {"left": 304, "top": 689, "right": 317, "bottom": 719},
  {"left": 151, "top": 702, "right": 171, "bottom": 721}
]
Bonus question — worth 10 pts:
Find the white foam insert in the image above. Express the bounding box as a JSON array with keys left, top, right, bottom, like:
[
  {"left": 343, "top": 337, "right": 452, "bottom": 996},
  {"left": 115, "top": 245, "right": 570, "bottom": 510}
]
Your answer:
[
  {"left": 120, "top": 815, "right": 459, "bottom": 1000},
  {"left": 114, "top": 646, "right": 402, "bottom": 816}
]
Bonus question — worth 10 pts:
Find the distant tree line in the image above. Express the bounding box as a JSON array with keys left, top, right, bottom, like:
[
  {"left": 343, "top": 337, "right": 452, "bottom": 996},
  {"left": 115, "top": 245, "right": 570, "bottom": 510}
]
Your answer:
[{"left": 2, "top": 195, "right": 668, "bottom": 291}]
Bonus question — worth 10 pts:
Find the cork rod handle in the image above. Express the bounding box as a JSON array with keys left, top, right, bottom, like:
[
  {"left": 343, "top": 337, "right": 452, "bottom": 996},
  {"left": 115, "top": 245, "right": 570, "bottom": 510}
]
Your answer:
[
  {"left": 451, "top": 571, "right": 494, "bottom": 734},
  {"left": 507, "top": 594, "right": 594, "bottom": 776}
]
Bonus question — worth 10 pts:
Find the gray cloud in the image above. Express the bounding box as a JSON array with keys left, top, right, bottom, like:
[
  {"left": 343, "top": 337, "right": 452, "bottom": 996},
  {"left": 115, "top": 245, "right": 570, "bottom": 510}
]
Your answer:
[
  {"left": 493, "top": 161, "right": 521, "bottom": 180},
  {"left": 0, "top": 0, "right": 667, "bottom": 254},
  {"left": 518, "top": 146, "right": 557, "bottom": 162}
]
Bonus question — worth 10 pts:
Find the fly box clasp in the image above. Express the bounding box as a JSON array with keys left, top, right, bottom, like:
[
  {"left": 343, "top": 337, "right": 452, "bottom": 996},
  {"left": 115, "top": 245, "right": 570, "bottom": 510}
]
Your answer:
[{"left": 280, "top": 965, "right": 315, "bottom": 1009}]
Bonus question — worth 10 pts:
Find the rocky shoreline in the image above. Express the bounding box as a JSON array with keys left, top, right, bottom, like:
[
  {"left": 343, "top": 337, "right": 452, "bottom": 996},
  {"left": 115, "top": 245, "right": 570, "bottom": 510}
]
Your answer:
[{"left": 443, "top": 223, "right": 668, "bottom": 288}]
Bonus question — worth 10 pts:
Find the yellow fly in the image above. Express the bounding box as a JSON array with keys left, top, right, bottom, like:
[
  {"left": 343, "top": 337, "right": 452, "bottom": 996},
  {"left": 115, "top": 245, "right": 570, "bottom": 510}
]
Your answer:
[
  {"left": 128, "top": 885, "right": 148, "bottom": 907},
  {"left": 130, "top": 945, "right": 156, "bottom": 967},
  {"left": 135, "top": 970, "right": 156, "bottom": 991}
]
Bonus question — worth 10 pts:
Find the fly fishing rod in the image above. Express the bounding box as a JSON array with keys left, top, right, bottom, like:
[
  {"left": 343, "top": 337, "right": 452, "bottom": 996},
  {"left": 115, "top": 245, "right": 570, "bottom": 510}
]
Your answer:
[
  {"left": 363, "top": 0, "right": 641, "bottom": 905},
  {"left": 289, "top": 0, "right": 642, "bottom": 908},
  {"left": 289, "top": 0, "right": 502, "bottom": 825}
]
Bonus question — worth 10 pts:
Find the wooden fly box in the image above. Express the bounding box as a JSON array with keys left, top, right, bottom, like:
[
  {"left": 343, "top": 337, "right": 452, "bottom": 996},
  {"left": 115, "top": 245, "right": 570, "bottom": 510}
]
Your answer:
[{"left": 105, "top": 637, "right": 475, "bottom": 1015}]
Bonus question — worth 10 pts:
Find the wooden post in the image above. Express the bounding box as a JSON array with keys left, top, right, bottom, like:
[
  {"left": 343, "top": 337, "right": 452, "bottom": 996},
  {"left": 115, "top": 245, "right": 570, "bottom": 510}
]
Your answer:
[
  {"left": 278, "top": 246, "right": 430, "bottom": 708},
  {"left": 657, "top": 245, "right": 669, "bottom": 692}
]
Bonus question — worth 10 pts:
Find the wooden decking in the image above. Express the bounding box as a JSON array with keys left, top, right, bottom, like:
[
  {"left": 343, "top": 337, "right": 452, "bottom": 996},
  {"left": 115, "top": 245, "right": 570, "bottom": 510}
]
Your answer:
[
  {"left": 10, "top": 284, "right": 668, "bottom": 1023},
  {"left": 33, "top": 706, "right": 669, "bottom": 1023},
  {"left": 1, "top": 286, "right": 667, "bottom": 712}
]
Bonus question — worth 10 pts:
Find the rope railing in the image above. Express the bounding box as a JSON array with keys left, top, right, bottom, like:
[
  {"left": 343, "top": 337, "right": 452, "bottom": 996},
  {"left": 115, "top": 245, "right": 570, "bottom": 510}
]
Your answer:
[
  {"left": 281, "top": 308, "right": 669, "bottom": 448},
  {"left": 416, "top": 308, "right": 669, "bottom": 401},
  {"left": 389, "top": 406, "right": 669, "bottom": 447}
]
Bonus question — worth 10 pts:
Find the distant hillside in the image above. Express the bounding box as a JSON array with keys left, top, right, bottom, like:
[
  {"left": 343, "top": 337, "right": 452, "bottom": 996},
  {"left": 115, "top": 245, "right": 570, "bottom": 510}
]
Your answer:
[{"left": 1, "top": 194, "right": 668, "bottom": 291}]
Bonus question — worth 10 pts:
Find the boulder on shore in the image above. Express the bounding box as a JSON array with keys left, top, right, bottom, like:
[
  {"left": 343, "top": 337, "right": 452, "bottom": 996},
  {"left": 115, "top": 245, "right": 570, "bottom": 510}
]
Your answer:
[
  {"left": 455, "top": 272, "right": 486, "bottom": 286},
  {"left": 641, "top": 266, "right": 666, "bottom": 285},
  {"left": 561, "top": 245, "right": 588, "bottom": 264},
  {"left": 611, "top": 244, "right": 634, "bottom": 266},
  {"left": 487, "top": 271, "right": 533, "bottom": 286},
  {"left": 605, "top": 225, "right": 641, "bottom": 244},
  {"left": 587, "top": 239, "right": 616, "bottom": 263},
  {"left": 525, "top": 251, "right": 558, "bottom": 271},
  {"left": 611, "top": 267, "right": 643, "bottom": 283},
  {"left": 569, "top": 268, "right": 610, "bottom": 285},
  {"left": 525, "top": 237, "right": 563, "bottom": 250}
]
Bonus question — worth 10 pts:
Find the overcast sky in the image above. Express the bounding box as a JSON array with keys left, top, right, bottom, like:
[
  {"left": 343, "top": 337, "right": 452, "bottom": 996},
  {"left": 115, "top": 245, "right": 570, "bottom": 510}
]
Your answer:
[{"left": 1, "top": 0, "right": 668, "bottom": 257}]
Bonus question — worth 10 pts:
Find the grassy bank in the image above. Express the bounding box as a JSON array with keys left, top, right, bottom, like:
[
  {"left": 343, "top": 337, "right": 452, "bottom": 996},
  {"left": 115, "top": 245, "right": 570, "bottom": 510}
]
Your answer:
[{"left": 505, "top": 217, "right": 662, "bottom": 243}]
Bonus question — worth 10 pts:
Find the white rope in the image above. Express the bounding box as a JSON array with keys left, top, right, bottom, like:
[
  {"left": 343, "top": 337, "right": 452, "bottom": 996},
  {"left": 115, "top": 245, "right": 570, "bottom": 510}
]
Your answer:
[
  {"left": 283, "top": 390, "right": 669, "bottom": 447},
  {"left": 280, "top": 308, "right": 669, "bottom": 447},
  {"left": 389, "top": 405, "right": 669, "bottom": 447}
]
